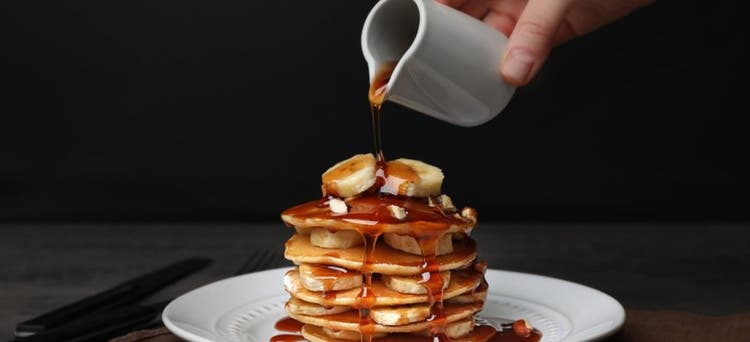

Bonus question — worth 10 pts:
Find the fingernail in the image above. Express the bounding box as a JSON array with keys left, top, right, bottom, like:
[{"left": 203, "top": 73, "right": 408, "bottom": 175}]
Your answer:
[{"left": 502, "top": 48, "right": 535, "bottom": 84}]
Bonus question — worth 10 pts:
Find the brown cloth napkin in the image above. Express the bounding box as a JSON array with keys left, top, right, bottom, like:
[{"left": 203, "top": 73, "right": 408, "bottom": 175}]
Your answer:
[
  {"left": 110, "top": 310, "right": 750, "bottom": 342},
  {"left": 110, "top": 327, "right": 182, "bottom": 342},
  {"left": 607, "top": 310, "right": 750, "bottom": 342}
]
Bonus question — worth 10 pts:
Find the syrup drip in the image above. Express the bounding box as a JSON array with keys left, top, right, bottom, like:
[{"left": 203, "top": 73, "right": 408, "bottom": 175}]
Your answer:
[
  {"left": 418, "top": 234, "right": 449, "bottom": 341},
  {"left": 269, "top": 335, "right": 305, "bottom": 342},
  {"left": 270, "top": 317, "right": 304, "bottom": 342},
  {"left": 356, "top": 232, "right": 381, "bottom": 342},
  {"left": 369, "top": 61, "right": 396, "bottom": 163}
]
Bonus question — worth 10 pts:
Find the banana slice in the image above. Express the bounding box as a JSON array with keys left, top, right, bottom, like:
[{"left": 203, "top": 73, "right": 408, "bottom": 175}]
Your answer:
[
  {"left": 304, "top": 320, "right": 478, "bottom": 342},
  {"left": 316, "top": 324, "right": 388, "bottom": 342},
  {"left": 286, "top": 298, "right": 351, "bottom": 316},
  {"left": 322, "top": 154, "right": 377, "bottom": 198},
  {"left": 414, "top": 317, "right": 475, "bottom": 338},
  {"left": 371, "top": 304, "right": 431, "bottom": 326},
  {"left": 310, "top": 228, "right": 363, "bottom": 249},
  {"left": 382, "top": 271, "right": 451, "bottom": 295},
  {"left": 321, "top": 327, "right": 386, "bottom": 341},
  {"left": 383, "top": 233, "right": 453, "bottom": 256},
  {"left": 381, "top": 158, "right": 444, "bottom": 197},
  {"left": 298, "top": 263, "right": 362, "bottom": 292}
]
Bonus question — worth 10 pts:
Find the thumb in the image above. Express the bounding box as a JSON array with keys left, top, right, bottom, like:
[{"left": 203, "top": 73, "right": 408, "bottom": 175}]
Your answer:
[{"left": 500, "top": 0, "right": 571, "bottom": 86}]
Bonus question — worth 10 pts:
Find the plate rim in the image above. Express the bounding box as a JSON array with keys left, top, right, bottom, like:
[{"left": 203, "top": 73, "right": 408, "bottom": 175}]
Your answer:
[{"left": 163, "top": 267, "right": 625, "bottom": 342}]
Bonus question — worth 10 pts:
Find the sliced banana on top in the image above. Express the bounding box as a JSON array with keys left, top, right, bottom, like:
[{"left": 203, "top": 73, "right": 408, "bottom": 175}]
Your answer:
[
  {"left": 381, "top": 158, "right": 444, "bottom": 197},
  {"left": 382, "top": 271, "right": 451, "bottom": 295},
  {"left": 383, "top": 232, "right": 453, "bottom": 256},
  {"left": 321, "top": 153, "right": 377, "bottom": 198},
  {"left": 298, "top": 263, "right": 362, "bottom": 292},
  {"left": 310, "top": 228, "right": 363, "bottom": 249},
  {"left": 320, "top": 154, "right": 446, "bottom": 199}
]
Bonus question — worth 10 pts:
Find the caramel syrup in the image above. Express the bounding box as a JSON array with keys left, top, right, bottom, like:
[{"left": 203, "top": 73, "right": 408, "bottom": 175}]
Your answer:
[
  {"left": 271, "top": 59, "right": 544, "bottom": 342},
  {"left": 269, "top": 335, "right": 305, "bottom": 342},
  {"left": 271, "top": 317, "right": 304, "bottom": 342},
  {"left": 418, "top": 236, "right": 448, "bottom": 340},
  {"left": 369, "top": 61, "right": 396, "bottom": 163},
  {"left": 356, "top": 232, "right": 381, "bottom": 342},
  {"left": 270, "top": 316, "right": 542, "bottom": 342},
  {"left": 274, "top": 317, "right": 304, "bottom": 332},
  {"left": 483, "top": 323, "right": 543, "bottom": 342}
]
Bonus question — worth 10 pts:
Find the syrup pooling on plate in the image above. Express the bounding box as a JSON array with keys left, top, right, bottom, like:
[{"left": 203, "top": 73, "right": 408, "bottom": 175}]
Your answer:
[{"left": 271, "top": 317, "right": 305, "bottom": 342}]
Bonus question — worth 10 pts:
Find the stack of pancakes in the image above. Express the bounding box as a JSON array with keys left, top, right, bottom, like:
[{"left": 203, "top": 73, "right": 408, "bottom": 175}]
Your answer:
[{"left": 280, "top": 154, "right": 491, "bottom": 342}]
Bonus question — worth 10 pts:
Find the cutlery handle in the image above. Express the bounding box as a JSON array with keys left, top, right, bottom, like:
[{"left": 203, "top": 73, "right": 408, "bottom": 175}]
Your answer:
[
  {"left": 12, "top": 304, "right": 161, "bottom": 342},
  {"left": 15, "top": 257, "right": 211, "bottom": 337},
  {"left": 15, "top": 284, "right": 135, "bottom": 336}
]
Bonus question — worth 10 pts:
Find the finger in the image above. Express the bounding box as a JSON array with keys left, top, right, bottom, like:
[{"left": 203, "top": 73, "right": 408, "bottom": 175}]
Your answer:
[
  {"left": 500, "top": 0, "right": 572, "bottom": 86},
  {"left": 553, "top": 19, "right": 578, "bottom": 46},
  {"left": 483, "top": 11, "right": 517, "bottom": 37},
  {"left": 459, "top": 0, "right": 490, "bottom": 19},
  {"left": 435, "top": 0, "right": 472, "bottom": 8}
]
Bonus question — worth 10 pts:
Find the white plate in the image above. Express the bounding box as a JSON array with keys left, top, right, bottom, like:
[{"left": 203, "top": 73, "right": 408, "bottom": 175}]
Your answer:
[{"left": 163, "top": 267, "right": 624, "bottom": 342}]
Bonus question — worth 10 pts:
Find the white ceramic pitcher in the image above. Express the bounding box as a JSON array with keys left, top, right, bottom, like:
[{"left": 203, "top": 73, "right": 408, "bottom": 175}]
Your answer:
[{"left": 361, "top": 0, "right": 515, "bottom": 127}]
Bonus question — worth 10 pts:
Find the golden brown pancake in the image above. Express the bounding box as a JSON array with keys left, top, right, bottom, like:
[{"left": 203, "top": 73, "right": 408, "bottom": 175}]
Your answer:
[
  {"left": 286, "top": 297, "right": 353, "bottom": 316},
  {"left": 284, "top": 233, "right": 477, "bottom": 276},
  {"left": 284, "top": 268, "right": 483, "bottom": 307},
  {"left": 300, "top": 318, "right": 495, "bottom": 342},
  {"left": 281, "top": 196, "right": 475, "bottom": 236},
  {"left": 289, "top": 302, "right": 483, "bottom": 334}
]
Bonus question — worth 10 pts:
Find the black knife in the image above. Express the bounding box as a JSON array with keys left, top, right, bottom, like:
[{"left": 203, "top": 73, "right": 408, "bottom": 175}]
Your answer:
[
  {"left": 14, "top": 258, "right": 211, "bottom": 337},
  {"left": 11, "top": 300, "right": 170, "bottom": 342}
]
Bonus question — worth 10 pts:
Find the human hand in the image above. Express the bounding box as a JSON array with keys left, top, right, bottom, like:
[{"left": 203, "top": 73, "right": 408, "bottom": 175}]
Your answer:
[{"left": 437, "top": 0, "right": 654, "bottom": 86}]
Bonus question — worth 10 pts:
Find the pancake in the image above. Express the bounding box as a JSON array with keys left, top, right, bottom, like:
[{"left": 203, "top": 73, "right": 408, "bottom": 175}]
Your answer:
[
  {"left": 284, "top": 233, "right": 477, "bottom": 276},
  {"left": 289, "top": 301, "right": 483, "bottom": 334},
  {"left": 284, "top": 268, "right": 483, "bottom": 307},
  {"left": 287, "top": 285, "right": 487, "bottom": 320},
  {"left": 446, "top": 279, "right": 489, "bottom": 304},
  {"left": 300, "top": 318, "right": 494, "bottom": 342},
  {"left": 281, "top": 196, "right": 475, "bottom": 236},
  {"left": 286, "top": 297, "right": 353, "bottom": 316},
  {"left": 276, "top": 155, "right": 497, "bottom": 341}
]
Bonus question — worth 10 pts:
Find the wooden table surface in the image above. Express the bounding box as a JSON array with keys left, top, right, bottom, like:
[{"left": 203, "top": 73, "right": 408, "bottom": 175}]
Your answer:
[{"left": 1, "top": 222, "right": 749, "bottom": 340}]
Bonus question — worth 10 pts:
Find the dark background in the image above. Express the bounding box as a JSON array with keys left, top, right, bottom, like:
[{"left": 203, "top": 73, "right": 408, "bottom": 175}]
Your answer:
[{"left": 1, "top": 0, "right": 748, "bottom": 221}]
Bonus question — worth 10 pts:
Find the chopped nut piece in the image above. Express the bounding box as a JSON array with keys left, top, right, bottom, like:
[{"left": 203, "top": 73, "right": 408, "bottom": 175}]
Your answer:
[
  {"left": 429, "top": 194, "right": 457, "bottom": 213},
  {"left": 428, "top": 196, "right": 437, "bottom": 207},
  {"left": 513, "top": 319, "right": 533, "bottom": 338},
  {"left": 328, "top": 197, "right": 348, "bottom": 214},
  {"left": 438, "top": 194, "right": 456, "bottom": 213},
  {"left": 460, "top": 206, "right": 478, "bottom": 223},
  {"left": 386, "top": 204, "right": 407, "bottom": 220}
]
